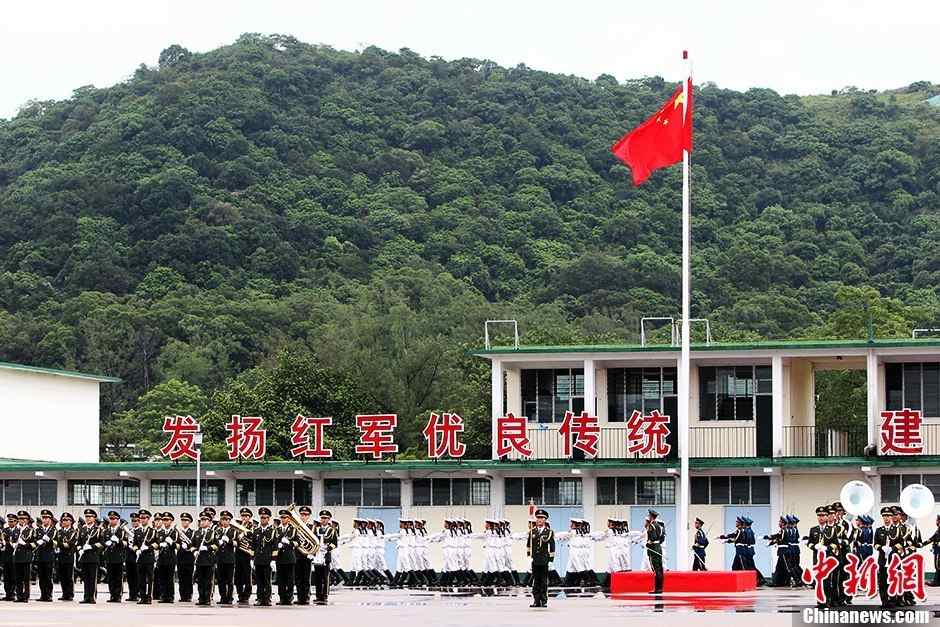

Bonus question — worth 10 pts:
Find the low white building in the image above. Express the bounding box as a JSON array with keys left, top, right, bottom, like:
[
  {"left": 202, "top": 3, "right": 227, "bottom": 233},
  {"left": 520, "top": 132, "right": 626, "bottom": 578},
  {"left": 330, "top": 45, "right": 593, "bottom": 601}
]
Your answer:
[{"left": 0, "top": 361, "right": 121, "bottom": 463}]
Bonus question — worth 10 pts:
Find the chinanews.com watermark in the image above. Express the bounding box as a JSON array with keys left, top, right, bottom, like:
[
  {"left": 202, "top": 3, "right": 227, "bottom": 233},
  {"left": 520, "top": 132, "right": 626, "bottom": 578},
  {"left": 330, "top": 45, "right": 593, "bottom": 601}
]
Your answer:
[{"left": 796, "top": 607, "right": 935, "bottom": 625}]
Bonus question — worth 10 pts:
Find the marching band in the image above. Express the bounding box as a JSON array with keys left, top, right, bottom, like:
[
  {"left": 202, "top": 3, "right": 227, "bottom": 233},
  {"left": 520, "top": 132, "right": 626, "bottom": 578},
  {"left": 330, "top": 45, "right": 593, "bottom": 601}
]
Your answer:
[{"left": 1, "top": 495, "right": 938, "bottom": 609}]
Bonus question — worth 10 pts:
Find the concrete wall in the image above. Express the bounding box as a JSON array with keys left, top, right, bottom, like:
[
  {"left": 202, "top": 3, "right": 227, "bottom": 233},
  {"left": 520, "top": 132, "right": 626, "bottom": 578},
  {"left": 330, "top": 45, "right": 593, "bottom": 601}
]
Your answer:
[
  {"left": 0, "top": 370, "right": 100, "bottom": 462},
  {"left": 785, "top": 359, "right": 815, "bottom": 427}
]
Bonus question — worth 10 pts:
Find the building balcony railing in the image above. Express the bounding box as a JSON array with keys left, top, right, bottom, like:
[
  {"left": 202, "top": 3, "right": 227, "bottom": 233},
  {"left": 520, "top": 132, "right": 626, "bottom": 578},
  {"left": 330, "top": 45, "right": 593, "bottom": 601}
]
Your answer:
[
  {"left": 500, "top": 423, "right": 940, "bottom": 461},
  {"left": 502, "top": 424, "right": 755, "bottom": 461},
  {"left": 782, "top": 425, "right": 868, "bottom": 457}
]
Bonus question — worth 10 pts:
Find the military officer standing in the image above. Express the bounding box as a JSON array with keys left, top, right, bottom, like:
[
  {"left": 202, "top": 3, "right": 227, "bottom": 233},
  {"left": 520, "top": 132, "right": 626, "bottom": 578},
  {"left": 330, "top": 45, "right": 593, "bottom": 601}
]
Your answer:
[
  {"left": 645, "top": 509, "right": 666, "bottom": 594},
  {"left": 56, "top": 512, "right": 78, "bottom": 601},
  {"left": 215, "top": 511, "right": 237, "bottom": 604},
  {"left": 77, "top": 508, "right": 103, "bottom": 604},
  {"left": 193, "top": 513, "right": 219, "bottom": 606},
  {"left": 102, "top": 510, "right": 128, "bottom": 602},
  {"left": 125, "top": 512, "right": 140, "bottom": 601},
  {"left": 235, "top": 507, "right": 255, "bottom": 604},
  {"left": 927, "top": 515, "right": 940, "bottom": 587},
  {"left": 294, "top": 506, "right": 314, "bottom": 605},
  {"left": 133, "top": 509, "right": 159, "bottom": 604},
  {"left": 275, "top": 509, "right": 298, "bottom": 605},
  {"left": 691, "top": 517, "right": 708, "bottom": 571},
  {"left": 34, "top": 509, "right": 57, "bottom": 601},
  {"left": 1, "top": 513, "right": 16, "bottom": 601},
  {"left": 252, "top": 507, "right": 277, "bottom": 606},
  {"left": 313, "top": 509, "right": 339, "bottom": 605},
  {"left": 526, "top": 508, "right": 554, "bottom": 608},
  {"left": 176, "top": 512, "right": 196, "bottom": 602},
  {"left": 156, "top": 512, "right": 179, "bottom": 603}
]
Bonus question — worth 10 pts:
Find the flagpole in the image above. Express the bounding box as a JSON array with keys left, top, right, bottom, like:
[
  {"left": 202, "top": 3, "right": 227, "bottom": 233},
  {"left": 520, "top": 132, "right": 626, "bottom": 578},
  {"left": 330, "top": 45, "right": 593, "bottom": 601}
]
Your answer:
[{"left": 677, "top": 49, "right": 692, "bottom": 571}]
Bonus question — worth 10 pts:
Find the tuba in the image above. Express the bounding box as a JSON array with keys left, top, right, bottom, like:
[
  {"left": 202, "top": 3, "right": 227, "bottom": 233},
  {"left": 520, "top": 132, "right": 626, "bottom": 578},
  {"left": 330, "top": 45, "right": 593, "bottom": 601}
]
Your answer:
[
  {"left": 900, "top": 483, "right": 935, "bottom": 519},
  {"left": 229, "top": 520, "right": 255, "bottom": 556},
  {"left": 840, "top": 480, "right": 875, "bottom": 516},
  {"left": 285, "top": 504, "right": 320, "bottom": 557}
]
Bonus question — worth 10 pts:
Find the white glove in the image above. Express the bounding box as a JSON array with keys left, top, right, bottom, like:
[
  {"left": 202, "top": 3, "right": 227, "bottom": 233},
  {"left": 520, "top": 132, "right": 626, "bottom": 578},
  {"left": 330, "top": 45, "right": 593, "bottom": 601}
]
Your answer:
[
  {"left": 182, "top": 542, "right": 190, "bottom": 549},
  {"left": 136, "top": 549, "right": 141, "bottom": 557},
  {"left": 83, "top": 543, "right": 92, "bottom": 551},
  {"left": 106, "top": 541, "right": 113, "bottom": 547},
  {"left": 141, "top": 545, "right": 150, "bottom": 552},
  {"left": 37, "top": 538, "right": 46, "bottom": 546},
  {"left": 280, "top": 538, "right": 289, "bottom": 546},
  {"left": 307, "top": 553, "right": 314, "bottom": 560},
  {"left": 110, "top": 535, "right": 118, "bottom": 543},
  {"left": 199, "top": 545, "right": 208, "bottom": 552},
  {"left": 815, "top": 543, "right": 825, "bottom": 551},
  {"left": 882, "top": 546, "right": 892, "bottom": 554},
  {"left": 160, "top": 541, "right": 169, "bottom": 548},
  {"left": 270, "top": 560, "right": 276, "bottom": 568},
  {"left": 219, "top": 535, "right": 229, "bottom": 544},
  {"left": 16, "top": 538, "right": 25, "bottom": 546}
]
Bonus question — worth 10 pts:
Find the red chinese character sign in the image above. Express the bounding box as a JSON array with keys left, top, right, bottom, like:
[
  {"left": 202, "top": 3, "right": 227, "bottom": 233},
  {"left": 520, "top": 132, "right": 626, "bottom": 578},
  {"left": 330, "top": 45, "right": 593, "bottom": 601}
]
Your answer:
[
  {"left": 160, "top": 415, "right": 200, "bottom": 461},
  {"left": 423, "top": 412, "right": 466, "bottom": 459},
  {"left": 801, "top": 551, "right": 840, "bottom": 605},
  {"left": 880, "top": 409, "right": 923, "bottom": 454},
  {"left": 626, "top": 410, "right": 671, "bottom": 456},
  {"left": 801, "top": 551, "right": 926, "bottom": 605},
  {"left": 887, "top": 552, "right": 927, "bottom": 602},
  {"left": 558, "top": 410, "right": 600, "bottom": 457},
  {"left": 225, "top": 415, "right": 267, "bottom": 460},
  {"left": 290, "top": 415, "right": 333, "bottom": 459},
  {"left": 356, "top": 414, "right": 398, "bottom": 459},
  {"left": 495, "top": 412, "right": 532, "bottom": 458},
  {"left": 842, "top": 554, "right": 879, "bottom": 600}
]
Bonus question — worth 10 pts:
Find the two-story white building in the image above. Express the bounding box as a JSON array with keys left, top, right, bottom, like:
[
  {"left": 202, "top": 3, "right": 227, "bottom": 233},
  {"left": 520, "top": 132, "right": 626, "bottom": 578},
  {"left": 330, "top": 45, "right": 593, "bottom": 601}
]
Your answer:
[{"left": 3, "top": 336, "right": 940, "bottom": 576}]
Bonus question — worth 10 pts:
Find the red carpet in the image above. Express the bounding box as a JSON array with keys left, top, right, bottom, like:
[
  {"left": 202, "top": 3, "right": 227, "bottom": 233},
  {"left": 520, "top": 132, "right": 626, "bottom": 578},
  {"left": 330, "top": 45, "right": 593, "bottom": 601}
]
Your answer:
[{"left": 610, "top": 570, "right": 757, "bottom": 593}]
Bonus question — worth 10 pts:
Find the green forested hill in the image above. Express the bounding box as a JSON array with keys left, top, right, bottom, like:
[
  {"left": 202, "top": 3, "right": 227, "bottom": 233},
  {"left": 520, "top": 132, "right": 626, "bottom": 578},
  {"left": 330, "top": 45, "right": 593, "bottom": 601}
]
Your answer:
[{"left": 1, "top": 34, "right": 938, "bottom": 459}]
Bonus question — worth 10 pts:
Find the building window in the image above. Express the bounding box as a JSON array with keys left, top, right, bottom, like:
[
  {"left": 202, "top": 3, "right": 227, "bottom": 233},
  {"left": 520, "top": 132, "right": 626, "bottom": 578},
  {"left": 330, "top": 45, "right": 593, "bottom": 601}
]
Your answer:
[
  {"left": 68, "top": 480, "right": 140, "bottom": 506},
  {"left": 521, "top": 368, "right": 585, "bottom": 423},
  {"left": 151, "top": 479, "right": 225, "bottom": 506},
  {"left": 411, "top": 478, "right": 490, "bottom": 506},
  {"left": 322, "top": 478, "right": 401, "bottom": 507},
  {"left": 1, "top": 479, "right": 57, "bottom": 506},
  {"left": 886, "top": 363, "right": 940, "bottom": 417},
  {"left": 699, "top": 366, "right": 769, "bottom": 420},
  {"left": 881, "top": 474, "right": 940, "bottom": 502},
  {"left": 235, "top": 479, "right": 312, "bottom": 507},
  {"left": 607, "top": 368, "right": 677, "bottom": 422},
  {"left": 690, "top": 476, "right": 769, "bottom": 505},
  {"left": 505, "top": 477, "right": 582, "bottom": 505},
  {"left": 151, "top": 479, "right": 226, "bottom": 507}
]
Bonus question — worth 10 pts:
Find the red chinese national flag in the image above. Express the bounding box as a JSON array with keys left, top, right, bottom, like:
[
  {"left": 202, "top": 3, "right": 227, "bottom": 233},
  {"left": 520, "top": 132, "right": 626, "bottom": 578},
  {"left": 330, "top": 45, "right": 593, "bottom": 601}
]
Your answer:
[{"left": 611, "top": 78, "right": 693, "bottom": 185}]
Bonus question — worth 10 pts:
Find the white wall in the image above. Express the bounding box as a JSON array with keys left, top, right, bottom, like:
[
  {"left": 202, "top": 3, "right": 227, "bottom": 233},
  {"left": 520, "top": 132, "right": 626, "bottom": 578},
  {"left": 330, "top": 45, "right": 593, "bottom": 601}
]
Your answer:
[{"left": 0, "top": 370, "right": 100, "bottom": 462}]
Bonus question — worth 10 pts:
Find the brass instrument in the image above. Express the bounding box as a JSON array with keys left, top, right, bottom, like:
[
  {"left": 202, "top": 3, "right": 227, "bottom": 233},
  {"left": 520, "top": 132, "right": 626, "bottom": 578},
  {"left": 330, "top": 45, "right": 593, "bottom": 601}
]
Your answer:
[
  {"left": 229, "top": 520, "right": 255, "bottom": 556},
  {"left": 285, "top": 504, "right": 320, "bottom": 557}
]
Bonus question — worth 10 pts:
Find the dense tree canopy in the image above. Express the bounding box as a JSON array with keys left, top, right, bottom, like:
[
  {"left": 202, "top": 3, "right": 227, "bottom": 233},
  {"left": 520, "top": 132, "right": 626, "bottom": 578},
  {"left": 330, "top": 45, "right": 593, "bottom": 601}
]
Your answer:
[{"left": 0, "top": 34, "right": 938, "bottom": 458}]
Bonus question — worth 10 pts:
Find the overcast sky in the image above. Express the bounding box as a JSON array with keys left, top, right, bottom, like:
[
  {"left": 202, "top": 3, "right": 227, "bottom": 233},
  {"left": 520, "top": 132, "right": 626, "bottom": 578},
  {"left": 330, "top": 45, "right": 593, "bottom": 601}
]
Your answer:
[{"left": 1, "top": 0, "right": 938, "bottom": 119}]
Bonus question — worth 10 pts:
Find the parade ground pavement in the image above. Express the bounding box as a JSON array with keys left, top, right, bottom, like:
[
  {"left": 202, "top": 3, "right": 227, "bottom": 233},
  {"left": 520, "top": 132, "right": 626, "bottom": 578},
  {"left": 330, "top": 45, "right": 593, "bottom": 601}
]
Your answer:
[{"left": 3, "top": 584, "right": 940, "bottom": 626}]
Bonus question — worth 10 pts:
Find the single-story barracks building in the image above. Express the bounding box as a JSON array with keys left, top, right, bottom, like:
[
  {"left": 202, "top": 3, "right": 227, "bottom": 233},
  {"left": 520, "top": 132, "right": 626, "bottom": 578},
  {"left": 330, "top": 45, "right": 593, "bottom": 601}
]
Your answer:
[{"left": 4, "top": 334, "right": 940, "bottom": 574}]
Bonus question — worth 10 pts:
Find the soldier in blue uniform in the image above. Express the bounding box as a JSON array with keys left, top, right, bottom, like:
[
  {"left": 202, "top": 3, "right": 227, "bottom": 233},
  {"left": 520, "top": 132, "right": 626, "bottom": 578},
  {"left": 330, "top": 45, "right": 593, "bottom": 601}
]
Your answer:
[
  {"left": 765, "top": 516, "right": 791, "bottom": 586},
  {"left": 785, "top": 515, "right": 804, "bottom": 586},
  {"left": 719, "top": 517, "right": 746, "bottom": 570},
  {"left": 691, "top": 517, "right": 708, "bottom": 570},
  {"left": 854, "top": 514, "right": 874, "bottom": 561}
]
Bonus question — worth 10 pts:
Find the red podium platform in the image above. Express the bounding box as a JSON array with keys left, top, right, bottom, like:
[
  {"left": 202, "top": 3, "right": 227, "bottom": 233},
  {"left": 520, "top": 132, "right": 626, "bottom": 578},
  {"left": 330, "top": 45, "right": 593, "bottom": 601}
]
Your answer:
[{"left": 610, "top": 570, "right": 756, "bottom": 593}]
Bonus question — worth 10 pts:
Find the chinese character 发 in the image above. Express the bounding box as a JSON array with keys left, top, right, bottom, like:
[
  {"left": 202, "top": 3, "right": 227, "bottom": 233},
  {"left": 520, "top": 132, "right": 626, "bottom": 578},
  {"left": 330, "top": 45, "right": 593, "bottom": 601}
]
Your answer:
[{"left": 160, "top": 415, "right": 200, "bottom": 461}]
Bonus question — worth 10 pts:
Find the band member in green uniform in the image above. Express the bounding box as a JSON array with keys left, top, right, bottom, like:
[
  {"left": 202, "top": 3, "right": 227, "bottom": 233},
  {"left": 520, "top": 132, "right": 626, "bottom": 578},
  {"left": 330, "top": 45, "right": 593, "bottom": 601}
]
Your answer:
[
  {"left": 193, "top": 513, "right": 219, "bottom": 606},
  {"left": 645, "top": 509, "right": 665, "bottom": 594},
  {"left": 313, "top": 509, "right": 339, "bottom": 605}
]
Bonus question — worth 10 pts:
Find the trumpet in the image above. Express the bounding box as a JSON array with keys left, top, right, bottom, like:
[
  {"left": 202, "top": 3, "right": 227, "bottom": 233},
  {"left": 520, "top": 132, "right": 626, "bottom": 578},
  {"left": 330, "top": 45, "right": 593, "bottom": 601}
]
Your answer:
[
  {"left": 285, "top": 504, "right": 320, "bottom": 557},
  {"left": 229, "top": 520, "right": 255, "bottom": 556}
]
